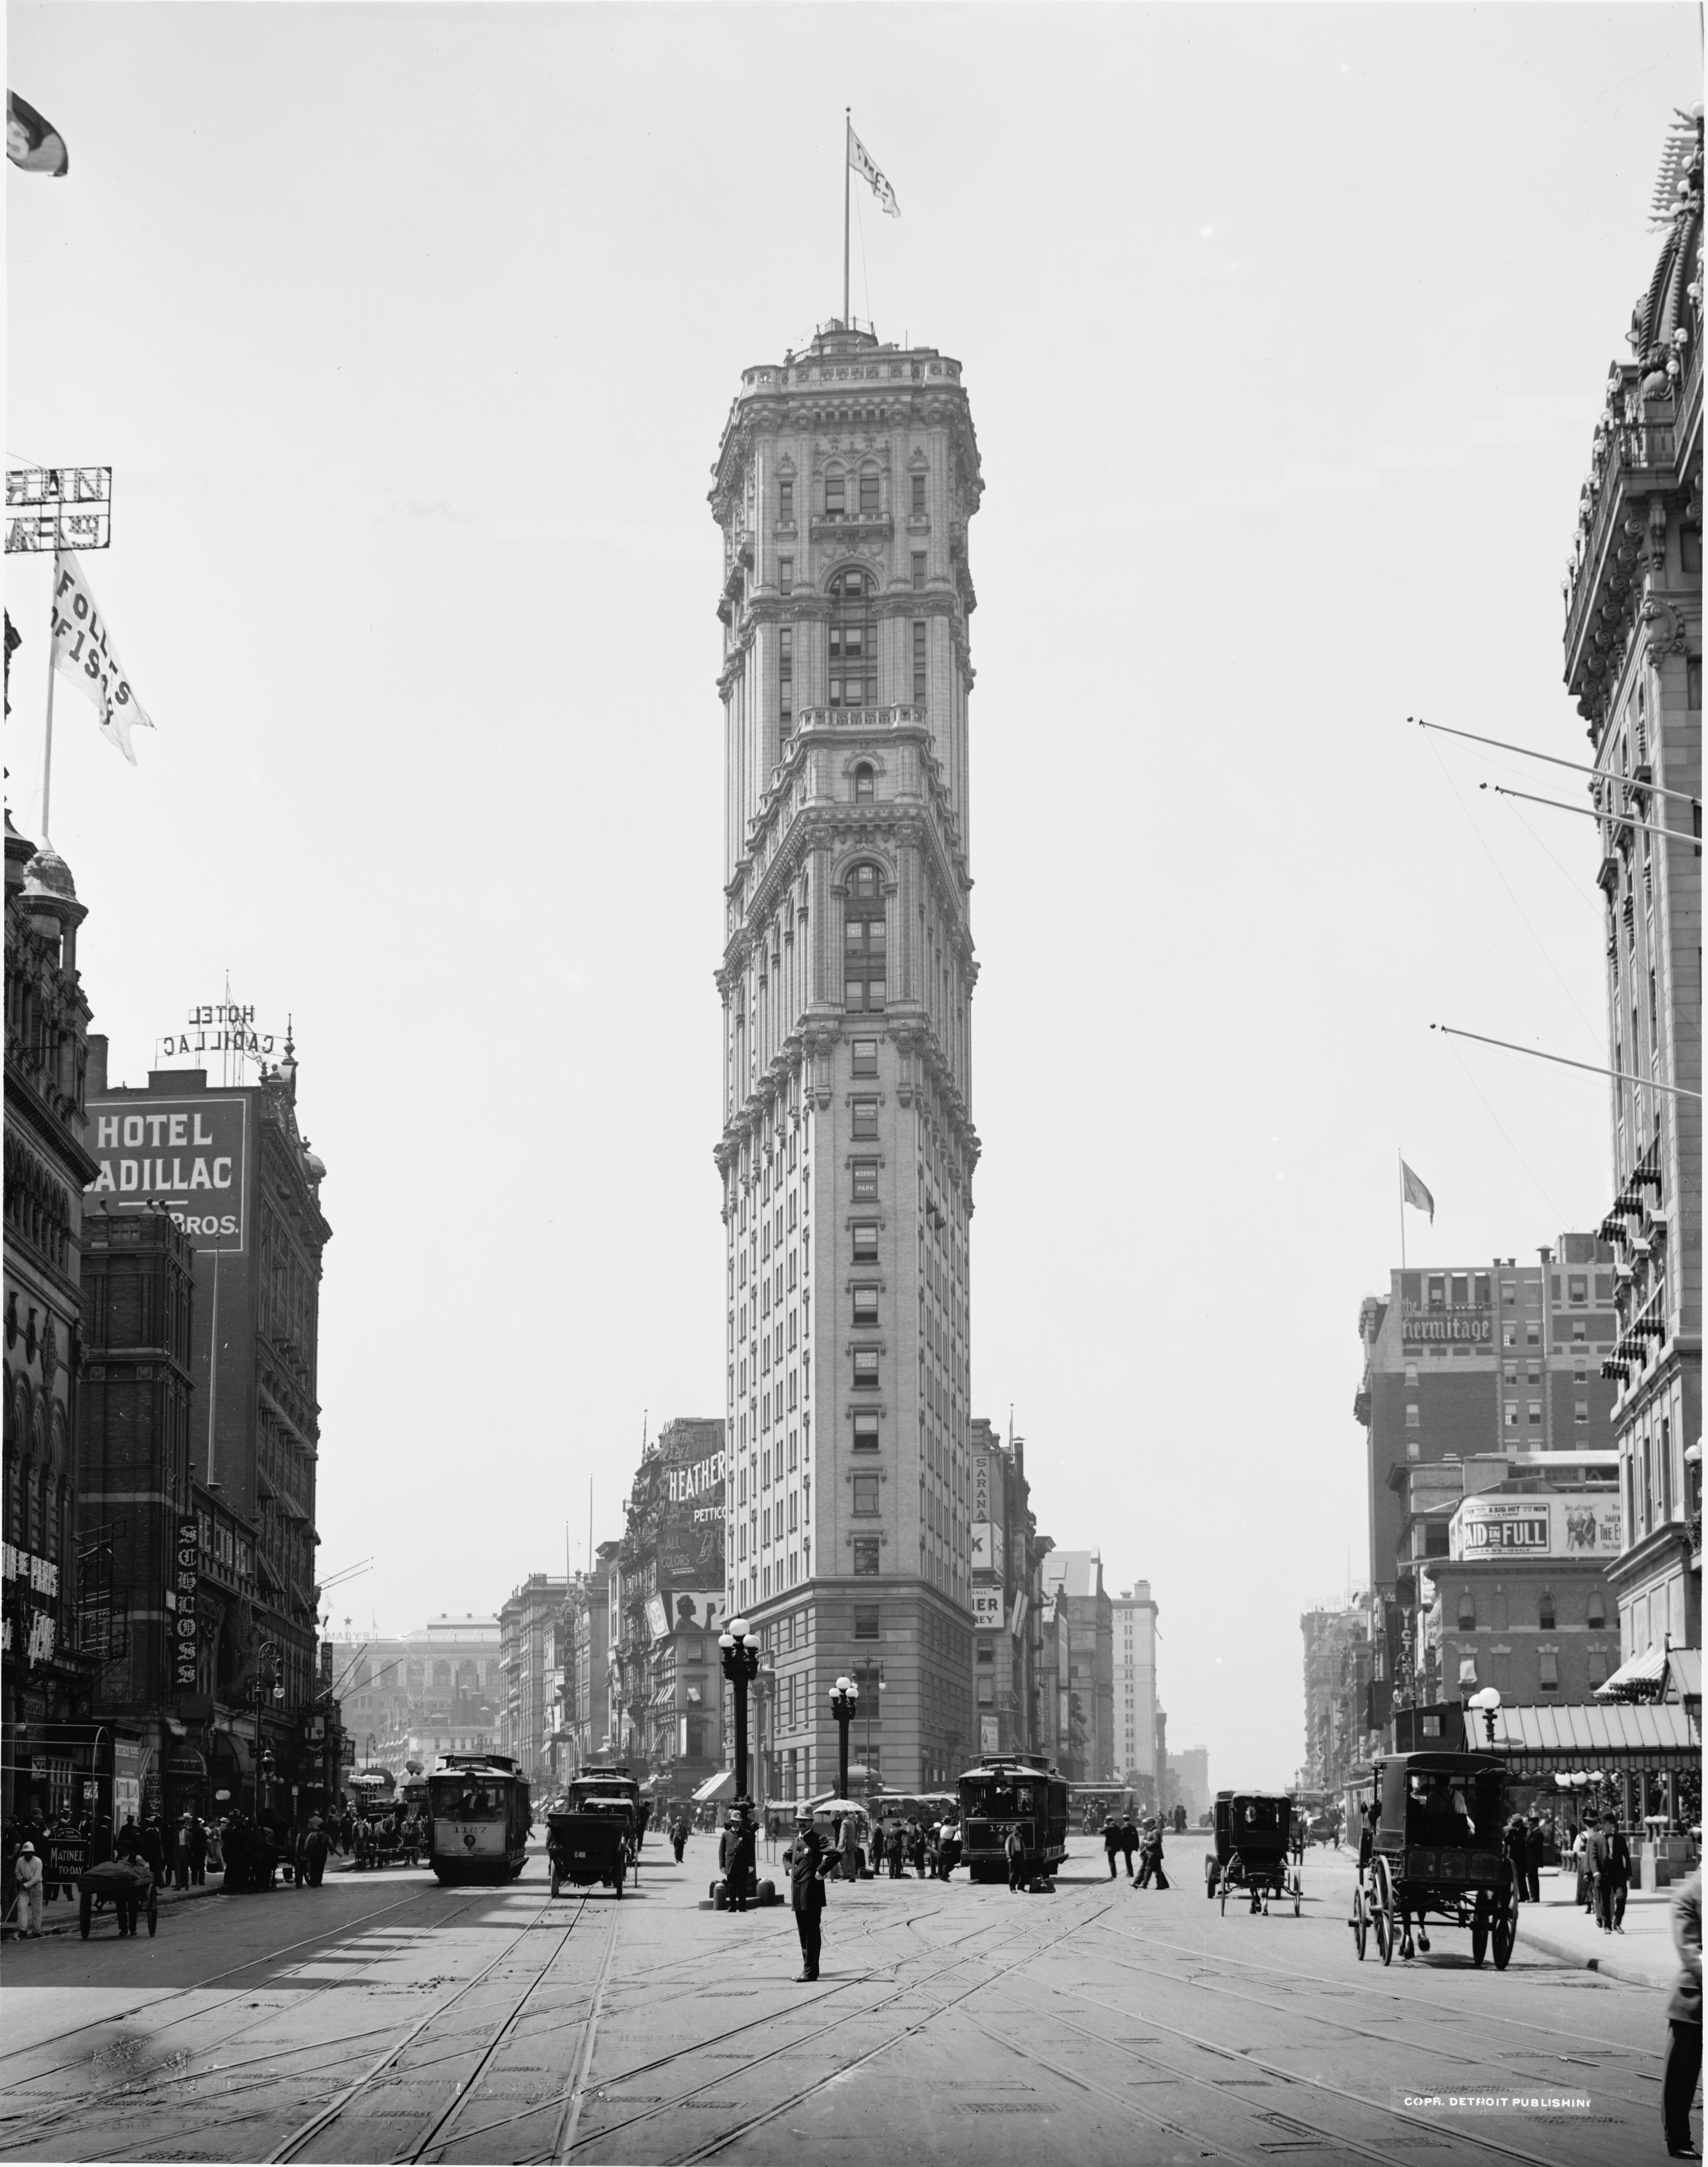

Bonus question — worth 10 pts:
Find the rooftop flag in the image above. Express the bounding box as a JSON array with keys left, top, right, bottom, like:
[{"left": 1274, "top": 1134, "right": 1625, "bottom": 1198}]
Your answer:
[
  {"left": 7, "top": 91, "right": 68, "bottom": 177},
  {"left": 848, "top": 122, "right": 900, "bottom": 219},
  {"left": 1401, "top": 1160, "right": 1435, "bottom": 1223},
  {"left": 50, "top": 551, "right": 153, "bottom": 763}
]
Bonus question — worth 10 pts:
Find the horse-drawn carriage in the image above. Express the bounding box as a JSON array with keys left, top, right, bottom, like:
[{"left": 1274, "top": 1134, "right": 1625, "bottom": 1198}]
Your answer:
[
  {"left": 546, "top": 1794, "right": 638, "bottom": 1899},
  {"left": 1350, "top": 1751, "right": 1517, "bottom": 1968},
  {"left": 1206, "top": 1791, "right": 1300, "bottom": 1916}
]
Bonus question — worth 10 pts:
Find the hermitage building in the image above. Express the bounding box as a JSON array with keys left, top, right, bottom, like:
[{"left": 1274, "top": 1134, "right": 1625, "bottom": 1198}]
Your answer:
[{"left": 712, "top": 320, "right": 983, "bottom": 1797}]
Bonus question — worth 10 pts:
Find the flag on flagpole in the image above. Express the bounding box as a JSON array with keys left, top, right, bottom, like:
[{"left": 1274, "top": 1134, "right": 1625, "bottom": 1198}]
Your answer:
[
  {"left": 50, "top": 552, "right": 154, "bottom": 763},
  {"left": 1400, "top": 1160, "right": 1435, "bottom": 1222},
  {"left": 7, "top": 91, "right": 69, "bottom": 176},
  {"left": 848, "top": 122, "right": 900, "bottom": 218}
]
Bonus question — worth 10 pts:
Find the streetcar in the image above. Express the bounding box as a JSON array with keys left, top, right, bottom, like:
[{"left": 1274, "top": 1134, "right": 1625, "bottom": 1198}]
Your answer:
[
  {"left": 958, "top": 1755, "right": 1068, "bottom": 1883},
  {"left": 427, "top": 1753, "right": 532, "bottom": 1883},
  {"left": 1351, "top": 1751, "right": 1517, "bottom": 1969},
  {"left": 1068, "top": 1782, "right": 1139, "bottom": 1834},
  {"left": 571, "top": 1763, "right": 650, "bottom": 1845}
]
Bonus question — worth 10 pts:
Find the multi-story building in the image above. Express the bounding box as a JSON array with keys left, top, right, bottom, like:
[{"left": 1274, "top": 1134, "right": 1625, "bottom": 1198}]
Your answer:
[
  {"left": 1562, "top": 110, "right": 1702, "bottom": 1682},
  {"left": 968, "top": 1420, "right": 1043, "bottom": 1765},
  {"left": 499, "top": 1574, "right": 567, "bottom": 1786},
  {"left": 76, "top": 1209, "right": 199, "bottom": 1820},
  {"left": 607, "top": 1421, "right": 727, "bottom": 1796},
  {"left": 560, "top": 1542, "right": 620, "bottom": 1774},
  {"left": 1355, "top": 1239, "right": 1620, "bottom": 1697},
  {"left": 1300, "top": 1597, "right": 1378, "bottom": 1796},
  {"left": 710, "top": 319, "right": 985, "bottom": 1798},
  {"left": 1112, "top": 1583, "right": 1159, "bottom": 1804},
  {"left": 3, "top": 821, "right": 98, "bottom": 1823},
  {"left": 84, "top": 1035, "right": 331, "bottom": 1808},
  {"left": 1422, "top": 1467, "right": 1623, "bottom": 1704},
  {"left": 1040, "top": 1551, "right": 1114, "bottom": 1782},
  {"left": 329, "top": 1615, "right": 501, "bottom": 1778},
  {"left": 1167, "top": 1746, "right": 1210, "bottom": 1825}
]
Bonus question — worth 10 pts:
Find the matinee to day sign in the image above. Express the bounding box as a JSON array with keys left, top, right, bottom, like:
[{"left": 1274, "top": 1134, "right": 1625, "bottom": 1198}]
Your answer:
[{"left": 84, "top": 1095, "right": 247, "bottom": 1252}]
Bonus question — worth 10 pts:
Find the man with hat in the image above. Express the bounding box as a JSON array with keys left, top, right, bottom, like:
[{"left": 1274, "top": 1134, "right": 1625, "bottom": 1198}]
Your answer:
[
  {"left": 789, "top": 1812, "right": 829, "bottom": 1981},
  {"left": 12, "top": 1842, "right": 44, "bottom": 1937}
]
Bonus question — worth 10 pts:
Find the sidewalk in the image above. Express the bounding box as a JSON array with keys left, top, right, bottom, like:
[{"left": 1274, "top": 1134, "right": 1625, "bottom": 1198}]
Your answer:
[
  {"left": 1517, "top": 1868, "right": 1680, "bottom": 1991},
  {"left": 5, "top": 1878, "right": 223, "bottom": 1942}
]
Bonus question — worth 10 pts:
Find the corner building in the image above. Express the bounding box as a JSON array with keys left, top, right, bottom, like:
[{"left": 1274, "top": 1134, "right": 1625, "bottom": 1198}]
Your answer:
[{"left": 711, "top": 322, "right": 982, "bottom": 1796}]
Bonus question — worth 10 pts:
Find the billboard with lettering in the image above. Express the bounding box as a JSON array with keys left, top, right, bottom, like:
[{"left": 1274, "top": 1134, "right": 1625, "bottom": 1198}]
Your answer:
[
  {"left": 658, "top": 1439, "right": 726, "bottom": 1589},
  {"left": 1449, "top": 1494, "right": 1622, "bottom": 1560},
  {"left": 84, "top": 1094, "right": 248, "bottom": 1254}
]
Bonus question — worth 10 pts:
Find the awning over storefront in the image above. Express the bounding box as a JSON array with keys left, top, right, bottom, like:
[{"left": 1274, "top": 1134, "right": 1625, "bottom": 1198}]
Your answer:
[
  {"left": 1665, "top": 1648, "right": 1701, "bottom": 1704},
  {"left": 691, "top": 1768, "right": 735, "bottom": 1804},
  {"left": 1594, "top": 1645, "right": 1670, "bottom": 1701},
  {"left": 1459, "top": 1701, "right": 1698, "bottom": 1772}
]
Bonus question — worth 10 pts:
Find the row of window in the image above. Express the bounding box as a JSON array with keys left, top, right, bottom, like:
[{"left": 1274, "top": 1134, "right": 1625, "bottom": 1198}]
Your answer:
[{"left": 784, "top": 471, "right": 927, "bottom": 521}]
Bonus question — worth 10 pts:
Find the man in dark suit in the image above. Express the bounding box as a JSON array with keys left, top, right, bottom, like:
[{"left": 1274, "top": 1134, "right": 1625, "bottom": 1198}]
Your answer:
[
  {"left": 789, "top": 1814, "right": 828, "bottom": 1980},
  {"left": 1664, "top": 1869, "right": 1700, "bottom": 2159}
]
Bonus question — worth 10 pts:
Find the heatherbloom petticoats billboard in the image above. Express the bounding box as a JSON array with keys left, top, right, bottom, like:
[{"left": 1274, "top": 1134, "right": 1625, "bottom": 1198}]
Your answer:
[{"left": 83, "top": 1095, "right": 247, "bottom": 1253}]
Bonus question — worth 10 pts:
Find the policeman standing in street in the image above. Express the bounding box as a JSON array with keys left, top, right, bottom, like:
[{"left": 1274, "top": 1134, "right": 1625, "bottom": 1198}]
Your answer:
[{"left": 790, "top": 1811, "right": 828, "bottom": 1981}]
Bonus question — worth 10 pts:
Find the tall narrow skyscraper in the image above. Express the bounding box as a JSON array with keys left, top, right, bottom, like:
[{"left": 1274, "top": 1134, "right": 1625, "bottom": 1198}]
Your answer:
[{"left": 712, "top": 321, "right": 983, "bottom": 1797}]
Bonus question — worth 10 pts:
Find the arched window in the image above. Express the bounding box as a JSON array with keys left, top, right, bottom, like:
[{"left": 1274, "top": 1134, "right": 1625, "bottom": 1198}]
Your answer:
[
  {"left": 1538, "top": 1589, "right": 1555, "bottom": 1631},
  {"left": 1456, "top": 1590, "right": 1476, "bottom": 1632},
  {"left": 853, "top": 762, "right": 875, "bottom": 803},
  {"left": 828, "top": 570, "right": 876, "bottom": 709},
  {"left": 825, "top": 469, "right": 846, "bottom": 518},
  {"left": 844, "top": 864, "right": 886, "bottom": 1012},
  {"left": 858, "top": 466, "right": 880, "bottom": 515}
]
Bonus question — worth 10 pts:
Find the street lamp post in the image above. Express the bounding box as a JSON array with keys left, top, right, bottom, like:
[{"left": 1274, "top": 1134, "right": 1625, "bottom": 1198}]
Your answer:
[
  {"left": 1467, "top": 1686, "right": 1502, "bottom": 1748},
  {"left": 719, "top": 1616, "right": 760, "bottom": 1905},
  {"left": 828, "top": 1676, "right": 858, "bottom": 1799}
]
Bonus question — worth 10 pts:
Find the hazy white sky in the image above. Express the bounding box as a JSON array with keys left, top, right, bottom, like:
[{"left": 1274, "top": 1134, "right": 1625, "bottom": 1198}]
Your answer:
[{"left": 7, "top": 3, "right": 1696, "bottom": 1786}]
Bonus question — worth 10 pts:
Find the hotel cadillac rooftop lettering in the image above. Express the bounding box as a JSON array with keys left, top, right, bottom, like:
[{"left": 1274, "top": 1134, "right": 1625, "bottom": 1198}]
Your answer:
[{"left": 158, "top": 1002, "right": 279, "bottom": 1063}]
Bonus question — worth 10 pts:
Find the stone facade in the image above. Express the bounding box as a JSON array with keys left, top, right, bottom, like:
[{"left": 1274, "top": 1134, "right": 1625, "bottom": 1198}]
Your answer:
[
  {"left": 1561, "top": 111, "right": 1702, "bottom": 1674},
  {"left": 1040, "top": 1551, "right": 1114, "bottom": 1782},
  {"left": 84, "top": 1037, "right": 332, "bottom": 1810},
  {"left": 710, "top": 320, "right": 984, "bottom": 1796},
  {"left": 1112, "top": 1583, "right": 1159, "bottom": 1802},
  {"left": 3, "top": 819, "right": 98, "bottom": 1822},
  {"left": 334, "top": 1616, "right": 502, "bottom": 1781},
  {"left": 968, "top": 1419, "right": 1045, "bottom": 1766},
  {"left": 499, "top": 1574, "right": 567, "bottom": 1786}
]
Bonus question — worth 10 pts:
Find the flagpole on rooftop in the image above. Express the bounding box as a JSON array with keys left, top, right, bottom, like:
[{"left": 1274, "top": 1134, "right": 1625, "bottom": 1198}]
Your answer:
[
  {"left": 1397, "top": 1149, "right": 1406, "bottom": 1271},
  {"left": 40, "top": 603, "right": 56, "bottom": 840},
  {"left": 843, "top": 109, "right": 852, "bottom": 328}
]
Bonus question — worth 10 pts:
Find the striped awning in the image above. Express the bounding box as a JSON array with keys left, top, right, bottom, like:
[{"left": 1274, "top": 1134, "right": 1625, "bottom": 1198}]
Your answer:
[
  {"left": 1594, "top": 1644, "right": 1669, "bottom": 1702},
  {"left": 1460, "top": 1700, "right": 1697, "bottom": 1772}
]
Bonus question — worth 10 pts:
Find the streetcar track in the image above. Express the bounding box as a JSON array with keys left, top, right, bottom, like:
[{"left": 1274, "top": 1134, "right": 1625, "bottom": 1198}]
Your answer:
[
  {"left": 655, "top": 1901, "right": 1122, "bottom": 2165},
  {"left": 265, "top": 1891, "right": 582, "bottom": 2165},
  {"left": 0, "top": 1883, "right": 507, "bottom": 2154},
  {"left": 436, "top": 1901, "right": 1064, "bottom": 2158},
  {"left": 1091, "top": 1910, "right": 1664, "bottom": 2063},
  {"left": 444, "top": 1934, "right": 980, "bottom": 2153},
  {"left": 400, "top": 1904, "right": 592, "bottom": 2165},
  {"left": 1046, "top": 1977, "right": 1614, "bottom": 2167},
  {"left": 1078, "top": 1922, "right": 1658, "bottom": 2116},
  {"left": 0, "top": 1878, "right": 465, "bottom": 2085}
]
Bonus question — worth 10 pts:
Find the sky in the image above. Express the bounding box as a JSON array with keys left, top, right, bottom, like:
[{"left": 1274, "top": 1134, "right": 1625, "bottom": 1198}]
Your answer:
[{"left": 6, "top": 2, "right": 1698, "bottom": 1789}]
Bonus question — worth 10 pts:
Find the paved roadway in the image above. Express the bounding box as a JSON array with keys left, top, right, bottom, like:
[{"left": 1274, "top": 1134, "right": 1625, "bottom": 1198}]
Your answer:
[{"left": 0, "top": 1833, "right": 1681, "bottom": 2165}]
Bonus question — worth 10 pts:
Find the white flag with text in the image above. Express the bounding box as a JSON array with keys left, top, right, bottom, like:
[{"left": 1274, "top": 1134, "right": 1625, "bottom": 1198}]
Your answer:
[
  {"left": 848, "top": 123, "right": 900, "bottom": 218},
  {"left": 51, "top": 551, "right": 154, "bottom": 763}
]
